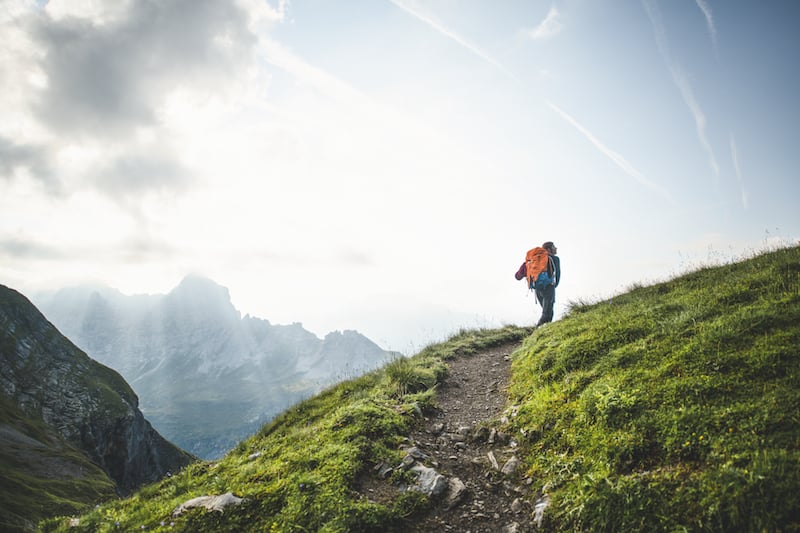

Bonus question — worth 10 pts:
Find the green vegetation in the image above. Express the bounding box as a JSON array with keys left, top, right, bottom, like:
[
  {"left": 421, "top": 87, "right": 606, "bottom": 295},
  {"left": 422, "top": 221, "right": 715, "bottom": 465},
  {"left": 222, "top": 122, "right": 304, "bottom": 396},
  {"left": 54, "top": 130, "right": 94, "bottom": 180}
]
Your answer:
[
  {"left": 508, "top": 245, "right": 800, "bottom": 531},
  {"left": 41, "top": 327, "right": 528, "bottom": 532},
  {"left": 38, "top": 246, "right": 800, "bottom": 532},
  {"left": 0, "top": 396, "right": 116, "bottom": 533}
]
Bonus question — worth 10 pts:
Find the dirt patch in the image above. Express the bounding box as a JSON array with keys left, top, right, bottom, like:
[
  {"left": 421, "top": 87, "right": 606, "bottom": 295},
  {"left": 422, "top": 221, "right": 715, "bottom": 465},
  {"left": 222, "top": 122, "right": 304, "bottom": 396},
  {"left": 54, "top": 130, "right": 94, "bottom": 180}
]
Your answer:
[{"left": 407, "top": 342, "right": 537, "bottom": 532}]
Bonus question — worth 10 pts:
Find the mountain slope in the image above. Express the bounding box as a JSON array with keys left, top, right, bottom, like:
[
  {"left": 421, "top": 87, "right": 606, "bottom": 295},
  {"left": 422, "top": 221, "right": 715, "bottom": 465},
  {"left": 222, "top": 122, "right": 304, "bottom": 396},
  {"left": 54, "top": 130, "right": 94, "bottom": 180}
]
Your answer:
[
  {"left": 34, "top": 276, "right": 399, "bottom": 459},
  {"left": 0, "top": 285, "right": 194, "bottom": 531},
  {"left": 41, "top": 246, "right": 800, "bottom": 532},
  {"left": 507, "top": 245, "right": 800, "bottom": 531}
]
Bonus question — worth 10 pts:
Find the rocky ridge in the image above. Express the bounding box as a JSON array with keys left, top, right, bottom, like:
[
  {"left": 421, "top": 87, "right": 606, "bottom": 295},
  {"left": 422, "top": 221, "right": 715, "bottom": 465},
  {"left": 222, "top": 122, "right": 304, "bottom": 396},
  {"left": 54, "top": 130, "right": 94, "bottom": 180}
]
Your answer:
[{"left": 0, "top": 284, "right": 193, "bottom": 495}]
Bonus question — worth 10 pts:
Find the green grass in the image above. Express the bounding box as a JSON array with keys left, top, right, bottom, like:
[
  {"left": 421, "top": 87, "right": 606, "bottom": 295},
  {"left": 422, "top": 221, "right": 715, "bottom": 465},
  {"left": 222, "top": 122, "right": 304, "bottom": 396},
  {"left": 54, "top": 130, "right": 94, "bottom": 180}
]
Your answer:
[
  {"left": 40, "top": 326, "right": 529, "bottom": 532},
  {"left": 38, "top": 246, "right": 800, "bottom": 532},
  {"left": 0, "top": 396, "right": 116, "bottom": 533},
  {"left": 508, "top": 245, "right": 800, "bottom": 531}
]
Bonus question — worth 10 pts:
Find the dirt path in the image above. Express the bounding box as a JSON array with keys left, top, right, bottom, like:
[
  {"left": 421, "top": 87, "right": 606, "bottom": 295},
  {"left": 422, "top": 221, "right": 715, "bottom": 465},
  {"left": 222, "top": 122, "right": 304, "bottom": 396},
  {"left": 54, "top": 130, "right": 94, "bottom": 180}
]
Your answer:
[{"left": 408, "top": 342, "right": 536, "bottom": 532}]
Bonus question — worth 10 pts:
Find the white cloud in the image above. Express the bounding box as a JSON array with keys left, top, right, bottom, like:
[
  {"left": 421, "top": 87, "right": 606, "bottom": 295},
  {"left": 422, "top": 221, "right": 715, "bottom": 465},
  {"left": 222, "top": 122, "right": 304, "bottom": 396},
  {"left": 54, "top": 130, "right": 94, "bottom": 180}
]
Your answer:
[{"left": 527, "top": 6, "right": 563, "bottom": 40}]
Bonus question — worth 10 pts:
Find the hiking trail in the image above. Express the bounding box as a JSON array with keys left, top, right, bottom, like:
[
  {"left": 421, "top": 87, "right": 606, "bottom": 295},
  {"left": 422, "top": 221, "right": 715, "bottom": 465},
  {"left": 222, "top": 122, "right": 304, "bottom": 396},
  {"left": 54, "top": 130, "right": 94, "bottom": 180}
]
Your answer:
[{"left": 407, "top": 341, "right": 537, "bottom": 532}]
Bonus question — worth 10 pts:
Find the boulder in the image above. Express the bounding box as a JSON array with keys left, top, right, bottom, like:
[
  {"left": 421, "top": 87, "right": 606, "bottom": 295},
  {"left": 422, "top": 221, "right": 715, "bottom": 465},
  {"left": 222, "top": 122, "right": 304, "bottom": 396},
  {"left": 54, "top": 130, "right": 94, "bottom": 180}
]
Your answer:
[{"left": 173, "top": 492, "right": 244, "bottom": 516}]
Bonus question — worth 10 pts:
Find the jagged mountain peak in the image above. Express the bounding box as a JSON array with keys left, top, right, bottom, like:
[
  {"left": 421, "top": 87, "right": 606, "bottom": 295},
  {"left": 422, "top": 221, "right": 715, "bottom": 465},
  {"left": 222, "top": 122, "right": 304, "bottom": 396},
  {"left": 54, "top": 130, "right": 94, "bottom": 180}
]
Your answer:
[
  {"left": 164, "top": 275, "right": 240, "bottom": 322},
  {"left": 34, "top": 277, "right": 398, "bottom": 460}
]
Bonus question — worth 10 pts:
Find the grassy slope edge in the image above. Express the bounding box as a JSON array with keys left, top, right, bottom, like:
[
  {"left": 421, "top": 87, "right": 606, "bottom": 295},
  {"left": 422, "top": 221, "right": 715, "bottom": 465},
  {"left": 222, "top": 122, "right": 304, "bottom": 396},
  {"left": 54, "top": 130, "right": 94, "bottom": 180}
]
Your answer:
[
  {"left": 42, "top": 245, "right": 799, "bottom": 532},
  {"left": 41, "top": 327, "right": 528, "bottom": 532},
  {"left": 508, "top": 245, "right": 800, "bottom": 531}
]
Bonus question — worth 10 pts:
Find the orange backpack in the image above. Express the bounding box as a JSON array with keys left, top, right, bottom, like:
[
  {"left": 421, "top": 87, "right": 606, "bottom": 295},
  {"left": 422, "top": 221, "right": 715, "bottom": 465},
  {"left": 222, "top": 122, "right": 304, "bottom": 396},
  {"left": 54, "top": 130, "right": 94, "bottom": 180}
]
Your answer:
[{"left": 525, "top": 247, "right": 554, "bottom": 291}]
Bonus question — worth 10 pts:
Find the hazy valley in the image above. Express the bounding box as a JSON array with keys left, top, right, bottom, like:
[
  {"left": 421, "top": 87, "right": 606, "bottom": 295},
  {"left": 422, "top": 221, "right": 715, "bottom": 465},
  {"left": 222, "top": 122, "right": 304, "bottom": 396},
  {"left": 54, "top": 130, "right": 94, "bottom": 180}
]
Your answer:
[{"left": 33, "top": 276, "right": 399, "bottom": 459}]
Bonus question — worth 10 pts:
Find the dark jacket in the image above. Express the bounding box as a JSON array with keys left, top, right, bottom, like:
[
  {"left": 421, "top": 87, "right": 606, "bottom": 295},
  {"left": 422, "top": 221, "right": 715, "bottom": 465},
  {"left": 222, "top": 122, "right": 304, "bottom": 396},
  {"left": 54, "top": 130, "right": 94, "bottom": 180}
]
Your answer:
[{"left": 550, "top": 254, "right": 561, "bottom": 288}]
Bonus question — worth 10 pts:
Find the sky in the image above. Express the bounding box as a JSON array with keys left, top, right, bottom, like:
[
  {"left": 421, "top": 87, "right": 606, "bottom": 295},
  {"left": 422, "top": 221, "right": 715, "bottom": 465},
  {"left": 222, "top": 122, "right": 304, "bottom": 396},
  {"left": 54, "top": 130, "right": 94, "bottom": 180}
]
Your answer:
[{"left": 1, "top": 0, "right": 798, "bottom": 353}]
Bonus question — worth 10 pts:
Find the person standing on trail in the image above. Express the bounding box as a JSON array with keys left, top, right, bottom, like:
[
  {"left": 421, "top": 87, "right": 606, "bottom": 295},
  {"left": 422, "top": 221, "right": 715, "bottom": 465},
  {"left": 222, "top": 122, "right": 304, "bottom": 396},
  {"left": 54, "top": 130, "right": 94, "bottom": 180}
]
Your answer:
[{"left": 516, "top": 241, "right": 561, "bottom": 326}]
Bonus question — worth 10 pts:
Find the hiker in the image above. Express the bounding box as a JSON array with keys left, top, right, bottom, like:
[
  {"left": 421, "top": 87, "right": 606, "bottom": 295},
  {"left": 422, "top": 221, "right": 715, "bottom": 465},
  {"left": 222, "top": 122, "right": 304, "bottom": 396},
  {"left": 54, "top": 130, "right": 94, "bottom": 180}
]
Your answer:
[
  {"left": 516, "top": 241, "right": 561, "bottom": 326},
  {"left": 535, "top": 242, "right": 560, "bottom": 325}
]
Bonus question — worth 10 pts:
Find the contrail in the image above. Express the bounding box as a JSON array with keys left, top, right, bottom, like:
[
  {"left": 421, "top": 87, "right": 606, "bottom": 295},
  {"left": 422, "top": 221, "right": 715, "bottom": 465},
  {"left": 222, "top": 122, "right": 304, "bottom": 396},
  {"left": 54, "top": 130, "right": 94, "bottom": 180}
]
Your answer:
[
  {"left": 546, "top": 100, "right": 672, "bottom": 201},
  {"left": 642, "top": 0, "right": 719, "bottom": 181},
  {"left": 729, "top": 134, "right": 749, "bottom": 209},
  {"left": 694, "top": 0, "right": 718, "bottom": 51},
  {"left": 389, "top": 0, "right": 518, "bottom": 81},
  {"left": 527, "top": 6, "right": 563, "bottom": 40}
]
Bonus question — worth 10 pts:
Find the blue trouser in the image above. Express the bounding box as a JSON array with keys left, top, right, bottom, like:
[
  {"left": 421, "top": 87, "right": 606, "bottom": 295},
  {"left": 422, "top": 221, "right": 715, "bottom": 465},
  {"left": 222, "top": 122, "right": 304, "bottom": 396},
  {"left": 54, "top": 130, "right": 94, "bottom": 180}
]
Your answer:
[{"left": 535, "top": 284, "right": 555, "bottom": 326}]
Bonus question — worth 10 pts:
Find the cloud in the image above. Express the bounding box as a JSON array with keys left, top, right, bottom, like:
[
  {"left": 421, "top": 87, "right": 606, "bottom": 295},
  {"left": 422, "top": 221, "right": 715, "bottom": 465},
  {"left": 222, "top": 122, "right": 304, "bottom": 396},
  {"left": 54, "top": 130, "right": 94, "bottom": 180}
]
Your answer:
[
  {"left": 0, "top": 137, "right": 55, "bottom": 188},
  {"left": 642, "top": 0, "right": 719, "bottom": 181},
  {"left": 389, "top": 0, "right": 517, "bottom": 81},
  {"left": 526, "top": 6, "right": 563, "bottom": 40},
  {"left": 729, "top": 134, "right": 748, "bottom": 209},
  {"left": 30, "top": 0, "right": 256, "bottom": 138},
  {"left": 546, "top": 100, "right": 672, "bottom": 201},
  {"left": 92, "top": 149, "right": 192, "bottom": 200},
  {"left": 0, "top": 236, "right": 64, "bottom": 260},
  {"left": 694, "top": 0, "right": 718, "bottom": 51},
  {"left": 0, "top": 0, "right": 274, "bottom": 201}
]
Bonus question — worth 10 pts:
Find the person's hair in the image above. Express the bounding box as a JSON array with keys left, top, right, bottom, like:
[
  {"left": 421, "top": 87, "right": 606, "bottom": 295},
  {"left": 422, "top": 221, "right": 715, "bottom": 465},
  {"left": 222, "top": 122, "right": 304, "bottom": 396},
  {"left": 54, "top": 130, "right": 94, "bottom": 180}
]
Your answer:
[{"left": 542, "top": 241, "right": 555, "bottom": 251}]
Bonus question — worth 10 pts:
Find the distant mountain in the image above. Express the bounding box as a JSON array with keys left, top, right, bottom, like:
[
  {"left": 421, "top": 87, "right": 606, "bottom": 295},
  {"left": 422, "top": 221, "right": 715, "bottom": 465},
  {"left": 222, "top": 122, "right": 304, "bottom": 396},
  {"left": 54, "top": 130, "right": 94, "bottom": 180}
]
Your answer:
[
  {"left": 34, "top": 276, "right": 399, "bottom": 459},
  {"left": 0, "top": 284, "right": 193, "bottom": 532}
]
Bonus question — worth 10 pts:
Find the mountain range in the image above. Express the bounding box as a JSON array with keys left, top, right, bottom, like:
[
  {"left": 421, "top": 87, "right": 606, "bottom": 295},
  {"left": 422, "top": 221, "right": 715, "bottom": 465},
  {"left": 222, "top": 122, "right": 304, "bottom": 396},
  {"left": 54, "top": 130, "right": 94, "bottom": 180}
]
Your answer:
[
  {"left": 33, "top": 275, "right": 400, "bottom": 459},
  {"left": 0, "top": 284, "right": 193, "bottom": 532}
]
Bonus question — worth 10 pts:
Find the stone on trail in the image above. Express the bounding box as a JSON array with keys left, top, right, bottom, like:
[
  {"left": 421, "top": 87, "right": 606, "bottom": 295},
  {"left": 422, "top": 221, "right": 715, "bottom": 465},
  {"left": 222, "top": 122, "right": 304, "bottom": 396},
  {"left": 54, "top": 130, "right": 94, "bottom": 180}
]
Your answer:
[
  {"left": 501, "top": 456, "right": 520, "bottom": 475},
  {"left": 410, "top": 464, "right": 448, "bottom": 497},
  {"left": 444, "top": 477, "right": 467, "bottom": 510}
]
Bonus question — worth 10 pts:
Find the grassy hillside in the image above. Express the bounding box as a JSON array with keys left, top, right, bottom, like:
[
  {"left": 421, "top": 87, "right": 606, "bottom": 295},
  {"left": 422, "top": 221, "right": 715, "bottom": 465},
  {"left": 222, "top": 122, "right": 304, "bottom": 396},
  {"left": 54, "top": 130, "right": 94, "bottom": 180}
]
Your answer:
[
  {"left": 0, "top": 395, "right": 116, "bottom": 532},
  {"left": 41, "top": 245, "right": 799, "bottom": 532},
  {"left": 41, "top": 326, "right": 529, "bottom": 532},
  {"left": 509, "top": 245, "right": 800, "bottom": 531}
]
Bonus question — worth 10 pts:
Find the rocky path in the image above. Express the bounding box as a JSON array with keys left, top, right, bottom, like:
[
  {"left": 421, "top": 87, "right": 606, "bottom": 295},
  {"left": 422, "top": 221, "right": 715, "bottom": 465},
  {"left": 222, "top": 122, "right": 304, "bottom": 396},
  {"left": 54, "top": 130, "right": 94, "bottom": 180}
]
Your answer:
[{"left": 407, "top": 342, "right": 537, "bottom": 533}]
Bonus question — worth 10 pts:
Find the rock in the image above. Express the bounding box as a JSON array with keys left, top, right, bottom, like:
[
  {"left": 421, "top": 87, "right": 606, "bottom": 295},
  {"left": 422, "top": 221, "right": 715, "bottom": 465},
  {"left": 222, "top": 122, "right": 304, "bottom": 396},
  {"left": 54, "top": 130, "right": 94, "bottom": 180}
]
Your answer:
[
  {"left": 450, "top": 433, "right": 467, "bottom": 443},
  {"left": 472, "top": 425, "right": 491, "bottom": 442},
  {"left": 444, "top": 477, "right": 467, "bottom": 510},
  {"left": 501, "top": 456, "right": 520, "bottom": 475},
  {"left": 502, "top": 522, "right": 521, "bottom": 533},
  {"left": 0, "top": 285, "right": 193, "bottom": 496},
  {"left": 487, "top": 451, "right": 500, "bottom": 470},
  {"left": 399, "top": 454, "right": 416, "bottom": 469},
  {"left": 510, "top": 497, "right": 523, "bottom": 513},
  {"left": 374, "top": 462, "right": 393, "bottom": 478},
  {"left": 247, "top": 452, "right": 262, "bottom": 461},
  {"left": 173, "top": 492, "right": 244, "bottom": 516},
  {"left": 410, "top": 465, "right": 448, "bottom": 497},
  {"left": 430, "top": 423, "right": 445, "bottom": 434},
  {"left": 533, "top": 494, "right": 551, "bottom": 528},
  {"left": 403, "top": 446, "right": 429, "bottom": 460}
]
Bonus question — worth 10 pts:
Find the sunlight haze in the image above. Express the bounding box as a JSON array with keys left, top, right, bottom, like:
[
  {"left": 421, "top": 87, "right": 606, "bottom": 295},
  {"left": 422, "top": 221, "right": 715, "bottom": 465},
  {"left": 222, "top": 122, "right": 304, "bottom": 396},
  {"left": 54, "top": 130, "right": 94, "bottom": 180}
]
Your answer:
[{"left": 1, "top": 0, "right": 798, "bottom": 352}]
